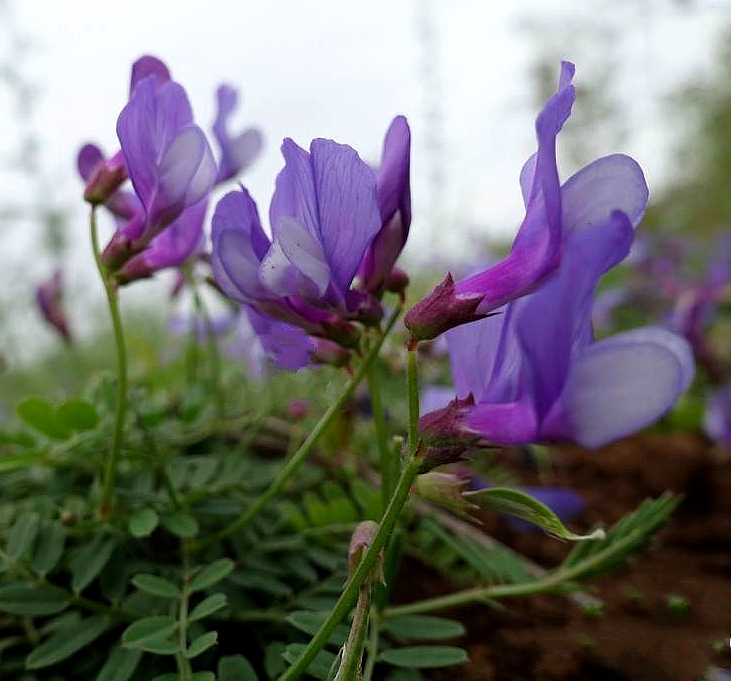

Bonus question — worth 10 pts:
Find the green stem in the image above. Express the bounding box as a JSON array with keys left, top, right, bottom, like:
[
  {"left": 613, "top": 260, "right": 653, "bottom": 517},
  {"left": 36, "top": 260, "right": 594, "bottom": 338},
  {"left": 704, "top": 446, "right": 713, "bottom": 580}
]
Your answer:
[
  {"left": 90, "top": 206, "right": 128, "bottom": 520},
  {"left": 382, "top": 523, "right": 655, "bottom": 619},
  {"left": 278, "top": 346, "right": 422, "bottom": 680},
  {"left": 406, "top": 349, "right": 420, "bottom": 457},
  {"left": 276, "top": 456, "right": 421, "bottom": 681},
  {"left": 192, "top": 306, "right": 402, "bottom": 552},
  {"left": 190, "top": 278, "right": 224, "bottom": 418},
  {"left": 334, "top": 586, "right": 371, "bottom": 681},
  {"left": 366, "top": 359, "right": 395, "bottom": 510}
]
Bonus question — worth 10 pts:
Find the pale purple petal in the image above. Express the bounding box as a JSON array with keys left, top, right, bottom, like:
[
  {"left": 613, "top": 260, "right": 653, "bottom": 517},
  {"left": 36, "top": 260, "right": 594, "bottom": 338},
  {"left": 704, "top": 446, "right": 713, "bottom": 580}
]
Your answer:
[
  {"left": 548, "top": 327, "right": 694, "bottom": 448},
  {"left": 157, "top": 126, "right": 216, "bottom": 209},
  {"left": 446, "top": 311, "right": 505, "bottom": 400},
  {"left": 260, "top": 216, "right": 332, "bottom": 298},
  {"left": 513, "top": 210, "right": 635, "bottom": 416},
  {"left": 270, "top": 138, "right": 320, "bottom": 241},
  {"left": 560, "top": 154, "right": 648, "bottom": 232},
  {"left": 310, "top": 138, "right": 381, "bottom": 292},
  {"left": 215, "top": 228, "right": 270, "bottom": 302}
]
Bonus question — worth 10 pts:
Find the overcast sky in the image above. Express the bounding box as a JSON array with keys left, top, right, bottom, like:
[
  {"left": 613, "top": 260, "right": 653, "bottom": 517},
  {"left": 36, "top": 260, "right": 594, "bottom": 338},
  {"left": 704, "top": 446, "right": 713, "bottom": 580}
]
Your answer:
[{"left": 0, "top": 0, "right": 729, "bottom": 357}]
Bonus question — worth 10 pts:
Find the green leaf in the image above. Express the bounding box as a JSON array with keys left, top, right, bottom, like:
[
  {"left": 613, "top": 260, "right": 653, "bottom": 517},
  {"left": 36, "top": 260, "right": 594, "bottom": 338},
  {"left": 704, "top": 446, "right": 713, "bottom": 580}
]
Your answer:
[
  {"left": 286, "top": 610, "right": 349, "bottom": 647},
  {"left": 378, "top": 646, "right": 468, "bottom": 668},
  {"left": 128, "top": 507, "right": 159, "bottom": 538},
  {"left": 132, "top": 574, "right": 179, "bottom": 599},
  {"left": 16, "top": 397, "right": 71, "bottom": 440},
  {"left": 151, "top": 675, "right": 179, "bottom": 681},
  {"left": 383, "top": 615, "right": 466, "bottom": 641},
  {"left": 188, "top": 593, "right": 227, "bottom": 622},
  {"left": 71, "top": 536, "right": 119, "bottom": 593},
  {"left": 7, "top": 511, "right": 41, "bottom": 560},
  {"left": 188, "top": 558, "right": 234, "bottom": 592},
  {"left": 32, "top": 521, "right": 66, "bottom": 575},
  {"left": 217, "top": 655, "right": 258, "bottom": 681},
  {"left": 26, "top": 616, "right": 110, "bottom": 669},
  {"left": 56, "top": 399, "right": 99, "bottom": 431},
  {"left": 95, "top": 646, "right": 142, "bottom": 681},
  {"left": 121, "top": 616, "right": 178, "bottom": 653},
  {"left": 465, "top": 487, "right": 606, "bottom": 541},
  {"left": 0, "top": 584, "right": 67, "bottom": 615},
  {"left": 139, "top": 638, "right": 181, "bottom": 655},
  {"left": 160, "top": 510, "right": 199, "bottom": 538},
  {"left": 185, "top": 631, "right": 218, "bottom": 659},
  {"left": 190, "top": 673, "right": 215, "bottom": 681},
  {"left": 283, "top": 644, "right": 336, "bottom": 680},
  {"left": 560, "top": 493, "right": 680, "bottom": 581}
]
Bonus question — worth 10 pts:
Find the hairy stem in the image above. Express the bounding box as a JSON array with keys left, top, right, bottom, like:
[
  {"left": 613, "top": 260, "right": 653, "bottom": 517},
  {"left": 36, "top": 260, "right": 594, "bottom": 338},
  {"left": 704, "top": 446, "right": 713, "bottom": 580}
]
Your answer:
[
  {"left": 90, "top": 207, "right": 128, "bottom": 520},
  {"left": 277, "top": 342, "right": 422, "bottom": 681}
]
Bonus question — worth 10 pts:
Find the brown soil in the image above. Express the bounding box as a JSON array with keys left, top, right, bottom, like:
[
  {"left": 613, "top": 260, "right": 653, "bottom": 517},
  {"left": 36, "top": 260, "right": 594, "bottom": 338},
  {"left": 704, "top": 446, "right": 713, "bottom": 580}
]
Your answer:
[{"left": 392, "top": 432, "right": 731, "bottom": 681}]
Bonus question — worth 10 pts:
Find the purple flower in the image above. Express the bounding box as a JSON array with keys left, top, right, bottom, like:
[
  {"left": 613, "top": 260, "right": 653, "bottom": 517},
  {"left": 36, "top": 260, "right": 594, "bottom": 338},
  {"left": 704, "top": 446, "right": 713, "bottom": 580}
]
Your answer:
[
  {"left": 212, "top": 85, "right": 263, "bottom": 183},
  {"left": 36, "top": 270, "right": 73, "bottom": 344},
  {"left": 663, "top": 234, "right": 731, "bottom": 382},
  {"left": 211, "top": 137, "right": 382, "bottom": 346},
  {"left": 406, "top": 62, "right": 650, "bottom": 344},
  {"left": 357, "top": 115, "right": 411, "bottom": 296},
  {"left": 420, "top": 204, "right": 694, "bottom": 450},
  {"left": 101, "top": 68, "right": 216, "bottom": 268},
  {"left": 703, "top": 385, "right": 731, "bottom": 446}
]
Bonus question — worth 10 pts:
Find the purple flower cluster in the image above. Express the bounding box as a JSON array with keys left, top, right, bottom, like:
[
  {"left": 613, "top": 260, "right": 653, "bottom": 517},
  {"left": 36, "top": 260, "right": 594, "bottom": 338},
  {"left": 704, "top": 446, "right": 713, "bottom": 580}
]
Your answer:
[
  {"left": 210, "top": 116, "right": 411, "bottom": 357},
  {"left": 78, "top": 55, "right": 262, "bottom": 284},
  {"left": 414, "top": 62, "right": 694, "bottom": 452}
]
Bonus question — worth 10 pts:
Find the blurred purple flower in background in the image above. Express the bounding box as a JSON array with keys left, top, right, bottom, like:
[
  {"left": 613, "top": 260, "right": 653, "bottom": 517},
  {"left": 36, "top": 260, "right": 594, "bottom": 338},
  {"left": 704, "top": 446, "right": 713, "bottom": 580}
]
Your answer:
[
  {"left": 703, "top": 385, "right": 731, "bottom": 446},
  {"left": 212, "top": 85, "right": 263, "bottom": 184},
  {"left": 36, "top": 270, "right": 73, "bottom": 344}
]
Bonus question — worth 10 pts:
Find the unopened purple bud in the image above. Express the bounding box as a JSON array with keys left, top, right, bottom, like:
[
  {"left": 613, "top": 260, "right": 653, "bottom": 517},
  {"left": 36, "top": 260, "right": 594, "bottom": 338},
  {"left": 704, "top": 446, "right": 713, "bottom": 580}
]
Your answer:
[
  {"left": 36, "top": 270, "right": 73, "bottom": 344},
  {"left": 404, "top": 273, "right": 486, "bottom": 345},
  {"left": 82, "top": 149, "right": 127, "bottom": 206},
  {"left": 385, "top": 266, "right": 410, "bottom": 295},
  {"left": 287, "top": 400, "right": 309, "bottom": 420}
]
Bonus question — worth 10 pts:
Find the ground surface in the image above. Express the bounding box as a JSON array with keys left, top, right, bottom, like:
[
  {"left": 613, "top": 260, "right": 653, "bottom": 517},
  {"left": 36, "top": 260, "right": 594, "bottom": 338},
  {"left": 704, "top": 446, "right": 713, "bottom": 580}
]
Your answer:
[{"left": 393, "top": 432, "right": 731, "bottom": 681}]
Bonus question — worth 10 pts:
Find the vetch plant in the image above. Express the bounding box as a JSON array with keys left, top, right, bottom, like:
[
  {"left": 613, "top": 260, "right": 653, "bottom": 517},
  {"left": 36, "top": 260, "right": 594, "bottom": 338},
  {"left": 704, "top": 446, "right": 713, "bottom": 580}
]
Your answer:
[{"left": 0, "top": 58, "right": 697, "bottom": 681}]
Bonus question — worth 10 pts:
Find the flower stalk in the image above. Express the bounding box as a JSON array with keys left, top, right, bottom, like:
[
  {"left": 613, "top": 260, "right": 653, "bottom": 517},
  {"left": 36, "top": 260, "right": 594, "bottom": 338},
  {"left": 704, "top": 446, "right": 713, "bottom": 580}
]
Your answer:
[{"left": 90, "top": 206, "right": 129, "bottom": 519}]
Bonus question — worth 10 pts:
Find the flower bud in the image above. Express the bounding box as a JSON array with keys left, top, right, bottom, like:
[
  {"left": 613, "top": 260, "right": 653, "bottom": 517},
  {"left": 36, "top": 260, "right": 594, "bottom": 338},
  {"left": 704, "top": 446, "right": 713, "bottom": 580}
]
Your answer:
[
  {"left": 404, "top": 273, "right": 487, "bottom": 345},
  {"left": 414, "top": 471, "right": 478, "bottom": 517},
  {"left": 347, "top": 520, "right": 384, "bottom": 584}
]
